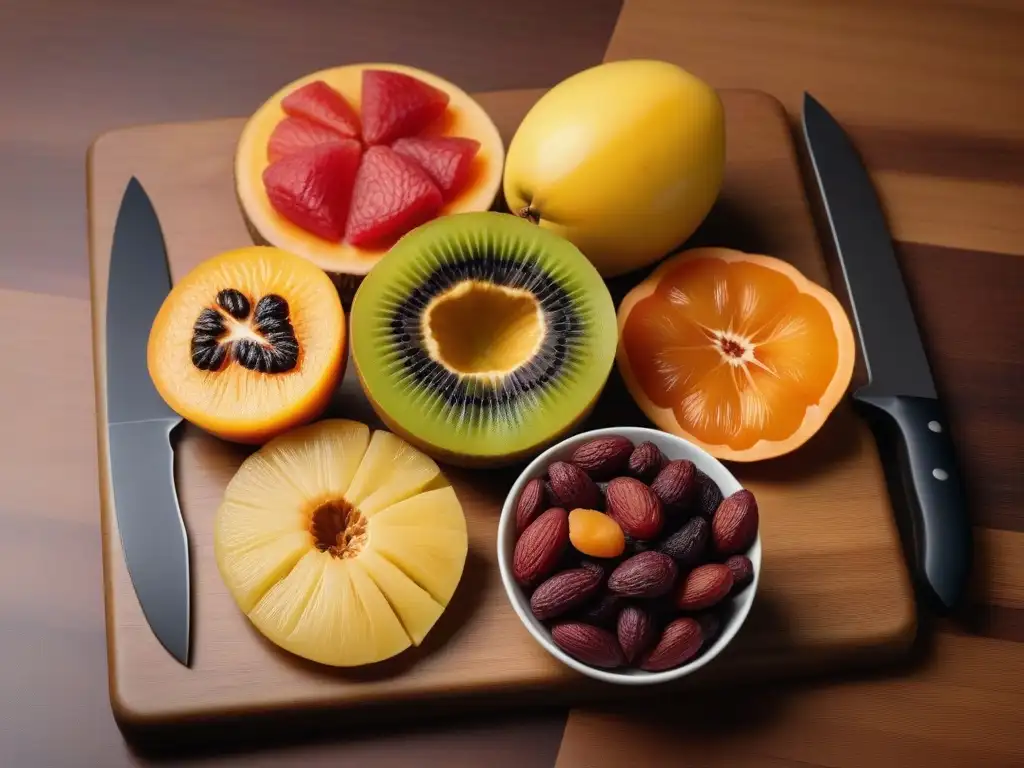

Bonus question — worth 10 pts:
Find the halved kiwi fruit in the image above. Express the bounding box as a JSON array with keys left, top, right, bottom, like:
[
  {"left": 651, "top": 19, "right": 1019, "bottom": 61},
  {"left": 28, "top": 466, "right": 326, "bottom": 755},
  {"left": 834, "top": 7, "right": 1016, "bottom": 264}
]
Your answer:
[{"left": 350, "top": 211, "right": 617, "bottom": 466}]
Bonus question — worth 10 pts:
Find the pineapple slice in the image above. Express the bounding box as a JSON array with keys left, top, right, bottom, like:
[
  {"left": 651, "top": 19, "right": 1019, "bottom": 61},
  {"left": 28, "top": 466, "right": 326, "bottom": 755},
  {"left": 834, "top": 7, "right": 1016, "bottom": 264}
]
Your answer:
[
  {"left": 367, "top": 523, "right": 468, "bottom": 606},
  {"left": 213, "top": 419, "right": 468, "bottom": 667},
  {"left": 369, "top": 486, "right": 465, "bottom": 530},
  {"left": 346, "top": 430, "right": 441, "bottom": 516},
  {"left": 367, "top": 487, "right": 468, "bottom": 607},
  {"left": 215, "top": 529, "right": 312, "bottom": 613},
  {"left": 248, "top": 550, "right": 327, "bottom": 640},
  {"left": 222, "top": 419, "right": 370, "bottom": 508},
  {"left": 286, "top": 558, "right": 410, "bottom": 667},
  {"left": 357, "top": 549, "right": 444, "bottom": 645}
]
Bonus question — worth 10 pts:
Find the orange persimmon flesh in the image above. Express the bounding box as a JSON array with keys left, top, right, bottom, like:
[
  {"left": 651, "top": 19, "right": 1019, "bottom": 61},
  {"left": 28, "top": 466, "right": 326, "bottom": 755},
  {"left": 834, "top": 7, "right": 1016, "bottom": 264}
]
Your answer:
[
  {"left": 147, "top": 246, "right": 346, "bottom": 444},
  {"left": 616, "top": 247, "right": 855, "bottom": 462}
]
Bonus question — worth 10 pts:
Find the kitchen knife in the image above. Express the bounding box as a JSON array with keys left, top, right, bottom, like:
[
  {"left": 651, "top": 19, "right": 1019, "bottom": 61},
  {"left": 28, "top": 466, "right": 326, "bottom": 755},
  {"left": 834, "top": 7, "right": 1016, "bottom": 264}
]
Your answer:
[
  {"left": 802, "top": 93, "right": 971, "bottom": 613},
  {"left": 106, "top": 177, "right": 190, "bottom": 664}
]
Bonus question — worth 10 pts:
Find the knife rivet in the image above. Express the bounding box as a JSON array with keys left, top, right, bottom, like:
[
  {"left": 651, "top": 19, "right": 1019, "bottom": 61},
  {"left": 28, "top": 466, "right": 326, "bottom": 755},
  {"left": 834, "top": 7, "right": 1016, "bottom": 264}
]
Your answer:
[
  {"left": 928, "top": 420, "right": 942, "bottom": 433},
  {"left": 932, "top": 468, "right": 949, "bottom": 481}
]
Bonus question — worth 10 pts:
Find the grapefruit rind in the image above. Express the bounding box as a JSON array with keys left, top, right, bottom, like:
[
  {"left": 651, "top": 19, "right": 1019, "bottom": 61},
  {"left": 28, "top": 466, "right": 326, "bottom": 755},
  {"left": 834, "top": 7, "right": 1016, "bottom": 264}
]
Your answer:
[{"left": 616, "top": 247, "right": 856, "bottom": 462}]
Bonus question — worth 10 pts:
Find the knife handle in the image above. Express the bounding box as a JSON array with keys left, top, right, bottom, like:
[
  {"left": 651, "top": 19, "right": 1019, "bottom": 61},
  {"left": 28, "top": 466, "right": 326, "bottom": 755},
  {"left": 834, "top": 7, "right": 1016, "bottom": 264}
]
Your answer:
[{"left": 853, "top": 392, "right": 972, "bottom": 613}]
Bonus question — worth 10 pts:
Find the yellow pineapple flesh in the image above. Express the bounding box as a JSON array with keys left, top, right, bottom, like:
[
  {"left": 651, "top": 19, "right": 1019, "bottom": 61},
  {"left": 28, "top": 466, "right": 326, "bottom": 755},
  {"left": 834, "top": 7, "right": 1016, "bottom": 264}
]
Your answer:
[{"left": 213, "top": 419, "right": 468, "bottom": 667}]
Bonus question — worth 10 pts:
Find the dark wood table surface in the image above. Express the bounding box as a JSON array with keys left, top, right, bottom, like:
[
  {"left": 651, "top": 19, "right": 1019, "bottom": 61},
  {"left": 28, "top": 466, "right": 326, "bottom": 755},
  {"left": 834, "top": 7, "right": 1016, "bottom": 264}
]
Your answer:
[{"left": 1, "top": 1, "right": 1021, "bottom": 766}]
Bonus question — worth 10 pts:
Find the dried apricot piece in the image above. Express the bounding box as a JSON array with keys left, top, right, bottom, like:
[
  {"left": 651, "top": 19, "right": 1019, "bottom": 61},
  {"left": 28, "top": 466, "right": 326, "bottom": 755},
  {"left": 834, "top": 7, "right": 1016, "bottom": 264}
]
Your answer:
[{"left": 569, "top": 509, "right": 626, "bottom": 558}]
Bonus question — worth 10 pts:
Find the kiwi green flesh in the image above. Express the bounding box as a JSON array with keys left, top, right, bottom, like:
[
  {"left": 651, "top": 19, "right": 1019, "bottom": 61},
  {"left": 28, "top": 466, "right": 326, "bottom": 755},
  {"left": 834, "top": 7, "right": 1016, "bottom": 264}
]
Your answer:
[{"left": 350, "top": 212, "right": 618, "bottom": 461}]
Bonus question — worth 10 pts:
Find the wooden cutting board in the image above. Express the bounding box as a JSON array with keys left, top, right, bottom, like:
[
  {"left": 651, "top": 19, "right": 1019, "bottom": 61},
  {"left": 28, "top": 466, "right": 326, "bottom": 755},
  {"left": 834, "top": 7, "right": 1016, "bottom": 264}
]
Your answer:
[{"left": 87, "top": 87, "right": 915, "bottom": 733}]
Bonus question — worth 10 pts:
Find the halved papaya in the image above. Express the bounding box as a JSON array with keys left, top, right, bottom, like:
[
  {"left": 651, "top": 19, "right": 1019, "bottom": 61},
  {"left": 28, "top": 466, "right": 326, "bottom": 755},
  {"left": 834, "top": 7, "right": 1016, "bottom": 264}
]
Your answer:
[
  {"left": 234, "top": 63, "right": 505, "bottom": 299},
  {"left": 147, "top": 246, "right": 346, "bottom": 444},
  {"left": 616, "top": 247, "right": 856, "bottom": 462}
]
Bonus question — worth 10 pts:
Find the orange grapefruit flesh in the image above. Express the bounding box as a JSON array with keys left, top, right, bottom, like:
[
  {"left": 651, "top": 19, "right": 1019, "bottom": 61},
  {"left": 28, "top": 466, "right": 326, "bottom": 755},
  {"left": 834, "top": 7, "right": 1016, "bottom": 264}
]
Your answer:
[{"left": 617, "top": 247, "right": 855, "bottom": 462}]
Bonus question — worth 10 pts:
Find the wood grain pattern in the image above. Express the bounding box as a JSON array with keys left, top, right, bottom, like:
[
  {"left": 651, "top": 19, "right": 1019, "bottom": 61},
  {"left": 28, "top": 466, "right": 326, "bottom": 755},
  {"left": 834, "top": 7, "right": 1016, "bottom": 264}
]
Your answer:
[
  {"left": 0, "top": 1, "right": 621, "bottom": 765},
  {"left": 87, "top": 89, "right": 914, "bottom": 730},
  {"left": 603, "top": 0, "right": 1024, "bottom": 141},
  {"left": 556, "top": 2, "right": 1024, "bottom": 766},
  {"left": 556, "top": 633, "right": 1024, "bottom": 768}
]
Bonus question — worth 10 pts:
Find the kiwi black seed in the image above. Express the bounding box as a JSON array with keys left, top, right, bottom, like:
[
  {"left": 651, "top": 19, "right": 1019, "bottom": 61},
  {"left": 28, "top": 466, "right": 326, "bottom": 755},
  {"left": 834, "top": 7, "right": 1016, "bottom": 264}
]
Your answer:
[
  {"left": 190, "top": 290, "right": 299, "bottom": 374},
  {"left": 385, "top": 253, "right": 584, "bottom": 411}
]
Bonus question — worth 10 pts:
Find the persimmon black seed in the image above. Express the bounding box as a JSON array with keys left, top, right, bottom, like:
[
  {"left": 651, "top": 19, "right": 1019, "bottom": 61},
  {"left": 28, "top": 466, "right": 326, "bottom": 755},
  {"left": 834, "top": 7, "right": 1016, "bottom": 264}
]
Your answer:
[
  {"left": 216, "top": 288, "right": 251, "bottom": 319},
  {"left": 254, "top": 294, "right": 289, "bottom": 324},
  {"left": 192, "top": 338, "right": 228, "bottom": 371},
  {"left": 193, "top": 307, "right": 226, "bottom": 336},
  {"left": 267, "top": 334, "right": 299, "bottom": 357},
  {"left": 191, "top": 307, "right": 229, "bottom": 371},
  {"left": 190, "top": 292, "right": 298, "bottom": 374},
  {"left": 268, "top": 348, "right": 298, "bottom": 373},
  {"left": 191, "top": 332, "right": 219, "bottom": 347},
  {"left": 208, "top": 343, "right": 229, "bottom": 371},
  {"left": 234, "top": 339, "right": 266, "bottom": 371},
  {"left": 256, "top": 317, "right": 289, "bottom": 335}
]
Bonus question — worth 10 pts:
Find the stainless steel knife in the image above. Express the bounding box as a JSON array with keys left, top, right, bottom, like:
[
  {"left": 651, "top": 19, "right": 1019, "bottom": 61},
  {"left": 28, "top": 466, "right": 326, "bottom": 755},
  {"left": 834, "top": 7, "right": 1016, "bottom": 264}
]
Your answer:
[
  {"left": 802, "top": 93, "right": 971, "bottom": 613},
  {"left": 106, "top": 177, "right": 190, "bottom": 664}
]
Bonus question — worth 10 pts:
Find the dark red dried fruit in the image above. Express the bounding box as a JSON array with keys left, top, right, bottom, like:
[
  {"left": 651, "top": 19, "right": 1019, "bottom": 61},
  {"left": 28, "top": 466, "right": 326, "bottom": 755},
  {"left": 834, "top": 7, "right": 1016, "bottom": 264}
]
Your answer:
[
  {"left": 627, "top": 441, "right": 666, "bottom": 482},
  {"left": 512, "top": 507, "right": 569, "bottom": 586},
  {"left": 725, "top": 554, "right": 755, "bottom": 592},
  {"left": 575, "top": 593, "right": 624, "bottom": 629},
  {"left": 608, "top": 551, "right": 678, "bottom": 598},
  {"left": 696, "top": 612, "right": 721, "bottom": 647},
  {"left": 639, "top": 617, "right": 703, "bottom": 672},
  {"left": 693, "top": 469, "right": 724, "bottom": 518},
  {"left": 650, "top": 460, "right": 696, "bottom": 508},
  {"left": 551, "top": 622, "right": 625, "bottom": 669},
  {"left": 515, "top": 477, "right": 547, "bottom": 534},
  {"left": 530, "top": 567, "right": 603, "bottom": 621},
  {"left": 570, "top": 435, "right": 634, "bottom": 480},
  {"left": 616, "top": 604, "right": 657, "bottom": 664},
  {"left": 676, "top": 563, "right": 734, "bottom": 611},
  {"left": 605, "top": 477, "right": 664, "bottom": 540},
  {"left": 548, "top": 461, "right": 602, "bottom": 510},
  {"left": 659, "top": 516, "right": 709, "bottom": 568},
  {"left": 712, "top": 489, "right": 759, "bottom": 555}
]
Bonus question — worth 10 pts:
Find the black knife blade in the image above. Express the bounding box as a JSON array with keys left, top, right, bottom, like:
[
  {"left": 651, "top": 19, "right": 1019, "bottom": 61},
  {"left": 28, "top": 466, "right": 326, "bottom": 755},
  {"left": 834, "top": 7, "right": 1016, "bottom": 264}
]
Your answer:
[
  {"left": 106, "top": 177, "right": 190, "bottom": 664},
  {"left": 802, "top": 93, "right": 971, "bottom": 613}
]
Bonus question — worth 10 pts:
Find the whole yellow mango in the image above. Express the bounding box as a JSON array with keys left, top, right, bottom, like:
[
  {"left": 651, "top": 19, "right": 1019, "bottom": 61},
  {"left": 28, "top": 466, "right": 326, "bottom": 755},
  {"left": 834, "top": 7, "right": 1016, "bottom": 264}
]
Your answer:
[{"left": 503, "top": 60, "right": 725, "bottom": 277}]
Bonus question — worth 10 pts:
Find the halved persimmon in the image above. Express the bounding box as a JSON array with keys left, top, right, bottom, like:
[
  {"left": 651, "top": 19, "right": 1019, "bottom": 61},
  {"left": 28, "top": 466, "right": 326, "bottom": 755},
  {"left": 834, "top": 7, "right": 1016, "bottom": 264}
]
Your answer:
[
  {"left": 616, "top": 247, "right": 855, "bottom": 462},
  {"left": 147, "top": 246, "right": 346, "bottom": 445}
]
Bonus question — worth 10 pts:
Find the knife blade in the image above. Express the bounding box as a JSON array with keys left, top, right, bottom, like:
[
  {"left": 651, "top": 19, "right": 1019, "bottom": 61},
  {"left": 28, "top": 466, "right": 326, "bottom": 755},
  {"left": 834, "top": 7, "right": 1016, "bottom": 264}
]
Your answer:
[
  {"left": 106, "top": 177, "right": 190, "bottom": 664},
  {"left": 802, "top": 93, "right": 971, "bottom": 613}
]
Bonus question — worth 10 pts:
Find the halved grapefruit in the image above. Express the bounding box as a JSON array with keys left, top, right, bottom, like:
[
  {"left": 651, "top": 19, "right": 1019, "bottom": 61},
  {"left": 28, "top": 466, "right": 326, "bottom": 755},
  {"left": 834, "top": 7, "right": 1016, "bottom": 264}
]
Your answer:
[
  {"left": 616, "top": 247, "right": 856, "bottom": 462},
  {"left": 235, "top": 63, "right": 505, "bottom": 299}
]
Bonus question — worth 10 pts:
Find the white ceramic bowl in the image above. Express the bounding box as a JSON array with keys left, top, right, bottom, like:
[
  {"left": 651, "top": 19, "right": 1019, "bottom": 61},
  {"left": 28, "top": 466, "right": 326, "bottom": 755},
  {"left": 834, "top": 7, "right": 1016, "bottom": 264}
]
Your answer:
[{"left": 497, "top": 426, "right": 760, "bottom": 685}]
